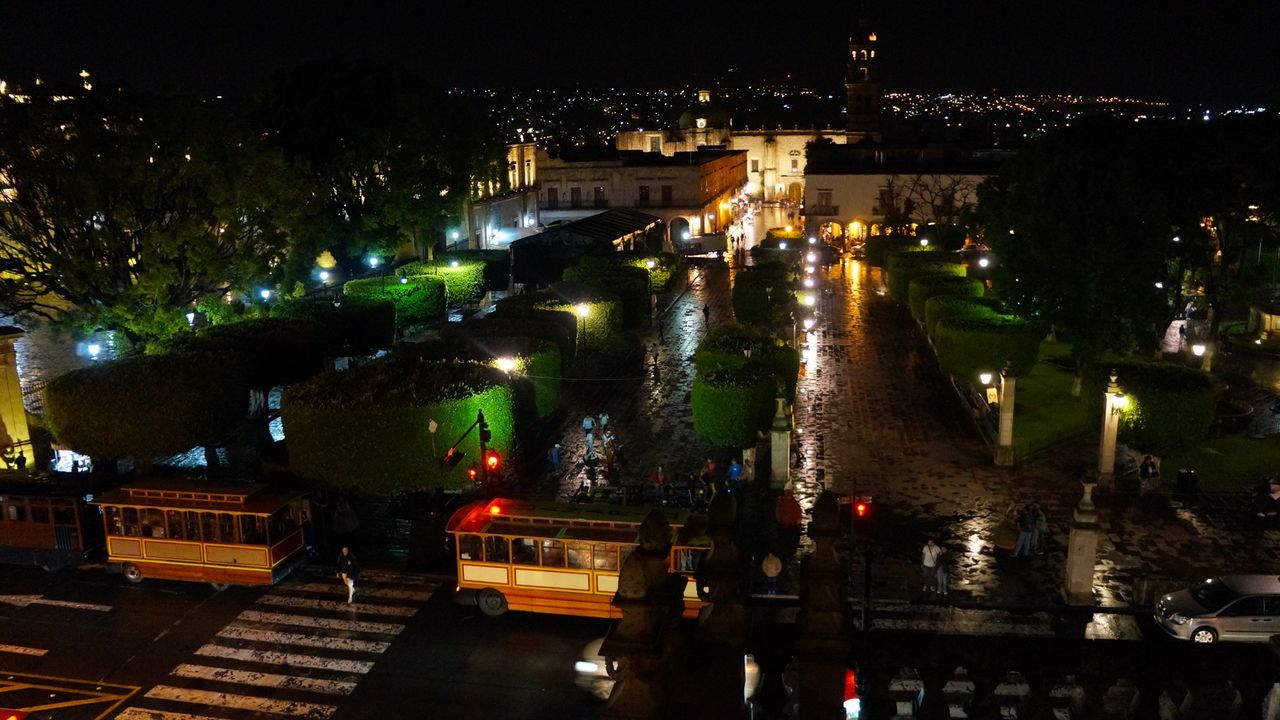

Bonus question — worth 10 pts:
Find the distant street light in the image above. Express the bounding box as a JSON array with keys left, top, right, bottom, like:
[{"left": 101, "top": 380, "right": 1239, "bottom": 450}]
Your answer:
[
  {"left": 1191, "top": 343, "right": 1206, "bottom": 357},
  {"left": 185, "top": 312, "right": 196, "bottom": 327},
  {"left": 87, "top": 343, "right": 101, "bottom": 359},
  {"left": 367, "top": 256, "right": 380, "bottom": 268},
  {"left": 779, "top": 241, "right": 788, "bottom": 250},
  {"left": 808, "top": 236, "right": 817, "bottom": 245},
  {"left": 806, "top": 252, "right": 817, "bottom": 263},
  {"left": 319, "top": 270, "right": 330, "bottom": 283},
  {"left": 978, "top": 257, "right": 990, "bottom": 268},
  {"left": 259, "top": 289, "right": 271, "bottom": 301},
  {"left": 979, "top": 371, "right": 993, "bottom": 386},
  {"left": 919, "top": 238, "right": 930, "bottom": 247},
  {"left": 496, "top": 357, "right": 516, "bottom": 373}
]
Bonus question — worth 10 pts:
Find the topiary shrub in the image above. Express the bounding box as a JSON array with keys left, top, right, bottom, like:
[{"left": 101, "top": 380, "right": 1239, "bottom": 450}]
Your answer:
[
  {"left": 402, "top": 259, "right": 487, "bottom": 305},
  {"left": 732, "top": 264, "right": 797, "bottom": 326},
  {"left": 695, "top": 322, "right": 800, "bottom": 402},
  {"left": 45, "top": 354, "right": 247, "bottom": 460},
  {"left": 272, "top": 296, "right": 396, "bottom": 354},
  {"left": 445, "top": 311, "right": 577, "bottom": 371},
  {"left": 561, "top": 263, "right": 650, "bottom": 328},
  {"left": 924, "top": 295, "right": 1004, "bottom": 340},
  {"left": 908, "top": 274, "right": 986, "bottom": 322},
  {"left": 343, "top": 275, "right": 445, "bottom": 325},
  {"left": 692, "top": 367, "right": 773, "bottom": 447},
  {"left": 575, "top": 252, "right": 680, "bottom": 293},
  {"left": 886, "top": 251, "right": 964, "bottom": 302},
  {"left": 864, "top": 236, "right": 913, "bottom": 268},
  {"left": 282, "top": 358, "right": 516, "bottom": 492},
  {"left": 499, "top": 284, "right": 623, "bottom": 350},
  {"left": 934, "top": 314, "right": 1042, "bottom": 383},
  {"left": 165, "top": 317, "right": 328, "bottom": 391},
  {"left": 1084, "top": 361, "right": 1217, "bottom": 454},
  {"left": 440, "top": 249, "right": 510, "bottom": 291}
]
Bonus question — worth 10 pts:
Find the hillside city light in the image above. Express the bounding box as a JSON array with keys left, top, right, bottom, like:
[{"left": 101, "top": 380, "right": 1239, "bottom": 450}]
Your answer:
[
  {"left": 978, "top": 257, "right": 990, "bottom": 268},
  {"left": 979, "top": 372, "right": 993, "bottom": 386},
  {"left": 803, "top": 317, "right": 815, "bottom": 331},
  {"left": 807, "top": 252, "right": 817, "bottom": 263},
  {"left": 496, "top": 357, "right": 516, "bottom": 373},
  {"left": 802, "top": 294, "right": 816, "bottom": 307},
  {"left": 1192, "top": 343, "right": 1206, "bottom": 357},
  {"left": 804, "top": 277, "right": 815, "bottom": 288},
  {"left": 259, "top": 289, "right": 271, "bottom": 300}
]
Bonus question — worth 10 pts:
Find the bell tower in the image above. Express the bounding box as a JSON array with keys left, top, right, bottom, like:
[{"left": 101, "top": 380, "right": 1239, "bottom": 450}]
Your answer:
[{"left": 845, "top": 19, "right": 882, "bottom": 140}]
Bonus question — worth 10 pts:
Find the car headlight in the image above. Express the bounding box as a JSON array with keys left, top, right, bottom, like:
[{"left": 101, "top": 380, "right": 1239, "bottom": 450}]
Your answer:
[
  {"left": 1169, "top": 613, "right": 1189, "bottom": 625},
  {"left": 575, "top": 661, "right": 600, "bottom": 674}
]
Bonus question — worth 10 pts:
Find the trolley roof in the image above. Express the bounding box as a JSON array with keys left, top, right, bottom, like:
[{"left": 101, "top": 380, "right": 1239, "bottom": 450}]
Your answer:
[
  {"left": 447, "top": 498, "right": 709, "bottom": 546},
  {"left": 93, "top": 479, "right": 305, "bottom": 514}
]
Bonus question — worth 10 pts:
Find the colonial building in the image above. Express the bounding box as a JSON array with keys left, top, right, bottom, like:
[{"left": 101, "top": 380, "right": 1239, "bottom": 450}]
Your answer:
[
  {"left": 536, "top": 147, "right": 747, "bottom": 245},
  {"left": 449, "top": 142, "right": 541, "bottom": 251}
]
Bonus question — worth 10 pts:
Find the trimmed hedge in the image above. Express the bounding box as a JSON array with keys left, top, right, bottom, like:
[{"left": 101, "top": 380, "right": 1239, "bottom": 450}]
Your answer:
[
  {"left": 446, "top": 311, "right": 577, "bottom": 371},
  {"left": 695, "top": 322, "right": 800, "bottom": 402},
  {"left": 282, "top": 358, "right": 516, "bottom": 492},
  {"left": 402, "top": 259, "right": 487, "bottom": 305},
  {"left": 732, "top": 264, "right": 797, "bottom": 326},
  {"left": 272, "top": 296, "right": 396, "bottom": 354},
  {"left": 343, "top": 275, "right": 446, "bottom": 325},
  {"left": 924, "top": 296, "right": 1004, "bottom": 339},
  {"left": 498, "top": 284, "right": 623, "bottom": 349},
  {"left": 864, "top": 236, "right": 913, "bottom": 268},
  {"left": 440, "top": 249, "right": 510, "bottom": 291},
  {"left": 692, "top": 367, "right": 774, "bottom": 447},
  {"left": 45, "top": 354, "right": 247, "bottom": 460},
  {"left": 166, "top": 317, "right": 328, "bottom": 390},
  {"left": 561, "top": 263, "right": 650, "bottom": 328},
  {"left": 576, "top": 251, "right": 680, "bottom": 292},
  {"left": 908, "top": 274, "right": 986, "bottom": 322},
  {"left": 934, "top": 314, "right": 1042, "bottom": 382},
  {"left": 1084, "top": 361, "right": 1217, "bottom": 454},
  {"left": 886, "top": 251, "right": 964, "bottom": 302},
  {"left": 195, "top": 293, "right": 268, "bottom": 326}
]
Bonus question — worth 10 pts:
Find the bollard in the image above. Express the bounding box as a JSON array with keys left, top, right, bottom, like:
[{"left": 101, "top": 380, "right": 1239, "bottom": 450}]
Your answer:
[
  {"left": 1050, "top": 676, "right": 1086, "bottom": 720},
  {"left": 943, "top": 667, "right": 975, "bottom": 719},
  {"left": 888, "top": 667, "right": 923, "bottom": 718},
  {"left": 994, "top": 671, "right": 1031, "bottom": 719},
  {"left": 1102, "top": 678, "right": 1140, "bottom": 720}
]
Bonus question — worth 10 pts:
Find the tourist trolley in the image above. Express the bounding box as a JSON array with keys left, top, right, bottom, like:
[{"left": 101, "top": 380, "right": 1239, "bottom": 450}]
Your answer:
[
  {"left": 93, "top": 480, "right": 309, "bottom": 589},
  {"left": 0, "top": 473, "right": 108, "bottom": 570},
  {"left": 447, "top": 498, "right": 711, "bottom": 619}
]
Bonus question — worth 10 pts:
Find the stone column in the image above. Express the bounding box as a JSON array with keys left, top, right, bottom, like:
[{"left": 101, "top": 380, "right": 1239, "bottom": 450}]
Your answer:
[
  {"left": 769, "top": 397, "right": 791, "bottom": 489},
  {"left": 796, "top": 492, "right": 849, "bottom": 720},
  {"left": 1061, "top": 478, "right": 1100, "bottom": 606},
  {"left": 995, "top": 363, "right": 1017, "bottom": 466},
  {"left": 694, "top": 493, "right": 749, "bottom": 720},
  {"left": 1096, "top": 370, "right": 1123, "bottom": 488},
  {"left": 602, "top": 509, "right": 686, "bottom": 720}
]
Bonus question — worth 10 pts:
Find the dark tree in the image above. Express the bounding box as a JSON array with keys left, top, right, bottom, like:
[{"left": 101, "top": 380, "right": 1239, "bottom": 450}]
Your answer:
[
  {"left": 0, "top": 91, "right": 301, "bottom": 345},
  {"left": 256, "top": 60, "right": 505, "bottom": 275}
]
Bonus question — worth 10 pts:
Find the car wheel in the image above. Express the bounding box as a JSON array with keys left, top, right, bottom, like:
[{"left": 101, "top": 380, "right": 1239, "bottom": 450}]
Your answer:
[
  {"left": 1192, "top": 627, "right": 1218, "bottom": 644},
  {"left": 477, "top": 588, "right": 508, "bottom": 617},
  {"left": 122, "top": 563, "right": 143, "bottom": 584}
]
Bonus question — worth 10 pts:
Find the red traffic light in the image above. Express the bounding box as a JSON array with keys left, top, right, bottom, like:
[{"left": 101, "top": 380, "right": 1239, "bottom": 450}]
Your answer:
[
  {"left": 855, "top": 502, "right": 869, "bottom": 518},
  {"left": 485, "top": 451, "right": 501, "bottom": 471},
  {"left": 1, "top": 711, "right": 28, "bottom": 720},
  {"left": 467, "top": 465, "right": 478, "bottom": 481}
]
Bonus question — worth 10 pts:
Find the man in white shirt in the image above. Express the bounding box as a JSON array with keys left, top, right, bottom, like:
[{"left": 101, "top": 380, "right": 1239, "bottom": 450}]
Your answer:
[{"left": 921, "top": 539, "right": 941, "bottom": 593}]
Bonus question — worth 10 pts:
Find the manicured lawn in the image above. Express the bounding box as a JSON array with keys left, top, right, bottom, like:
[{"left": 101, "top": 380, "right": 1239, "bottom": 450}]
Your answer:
[
  {"left": 1160, "top": 435, "right": 1280, "bottom": 493},
  {"left": 1011, "top": 341, "right": 1094, "bottom": 457}
]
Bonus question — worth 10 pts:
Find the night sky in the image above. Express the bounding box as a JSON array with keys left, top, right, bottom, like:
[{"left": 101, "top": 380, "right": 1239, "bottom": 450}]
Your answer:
[{"left": 1, "top": 1, "right": 1276, "bottom": 105}]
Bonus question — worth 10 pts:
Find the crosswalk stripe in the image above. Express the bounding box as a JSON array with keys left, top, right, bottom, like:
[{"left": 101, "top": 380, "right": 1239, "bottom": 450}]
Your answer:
[
  {"left": 219, "top": 624, "right": 390, "bottom": 653},
  {"left": 0, "top": 643, "right": 46, "bottom": 656},
  {"left": 172, "top": 663, "right": 357, "bottom": 695},
  {"left": 257, "top": 594, "right": 418, "bottom": 617},
  {"left": 283, "top": 582, "right": 432, "bottom": 602},
  {"left": 351, "top": 569, "right": 433, "bottom": 585},
  {"left": 116, "top": 708, "right": 224, "bottom": 720},
  {"left": 146, "top": 685, "right": 336, "bottom": 719},
  {"left": 237, "top": 610, "right": 404, "bottom": 636},
  {"left": 195, "top": 644, "right": 374, "bottom": 675}
]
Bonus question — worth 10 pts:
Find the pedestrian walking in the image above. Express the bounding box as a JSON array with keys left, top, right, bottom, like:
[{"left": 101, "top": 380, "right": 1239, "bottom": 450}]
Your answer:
[
  {"left": 598, "top": 412, "right": 610, "bottom": 432},
  {"left": 921, "top": 539, "right": 941, "bottom": 593},
  {"left": 650, "top": 293, "right": 658, "bottom": 315},
  {"left": 1139, "top": 455, "right": 1160, "bottom": 497},
  {"left": 1032, "top": 503, "right": 1047, "bottom": 555},
  {"left": 700, "top": 457, "right": 716, "bottom": 484},
  {"left": 726, "top": 458, "right": 743, "bottom": 494},
  {"left": 702, "top": 304, "right": 710, "bottom": 324},
  {"left": 336, "top": 546, "right": 360, "bottom": 604},
  {"left": 585, "top": 431, "right": 596, "bottom": 462},
  {"left": 547, "top": 443, "right": 562, "bottom": 473},
  {"left": 762, "top": 553, "right": 782, "bottom": 596},
  {"left": 582, "top": 415, "right": 594, "bottom": 436},
  {"left": 650, "top": 465, "right": 668, "bottom": 504},
  {"left": 935, "top": 545, "right": 951, "bottom": 596},
  {"left": 1013, "top": 505, "right": 1035, "bottom": 557},
  {"left": 650, "top": 344, "right": 660, "bottom": 368}
]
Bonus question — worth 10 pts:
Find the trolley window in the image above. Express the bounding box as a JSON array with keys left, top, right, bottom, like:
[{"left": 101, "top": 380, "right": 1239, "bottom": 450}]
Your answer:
[
  {"left": 240, "top": 515, "right": 266, "bottom": 545},
  {"left": 218, "top": 513, "right": 236, "bottom": 544},
  {"left": 121, "top": 507, "right": 140, "bottom": 536},
  {"left": 4, "top": 501, "right": 26, "bottom": 523},
  {"left": 166, "top": 510, "right": 184, "bottom": 540},
  {"left": 29, "top": 501, "right": 50, "bottom": 524},
  {"left": 593, "top": 543, "right": 619, "bottom": 571},
  {"left": 484, "top": 536, "right": 509, "bottom": 563},
  {"left": 201, "top": 512, "right": 219, "bottom": 542},
  {"left": 183, "top": 511, "right": 200, "bottom": 541},
  {"left": 458, "top": 534, "right": 482, "bottom": 561},
  {"left": 51, "top": 501, "right": 76, "bottom": 526},
  {"left": 566, "top": 541, "right": 592, "bottom": 570},
  {"left": 269, "top": 507, "right": 297, "bottom": 542},
  {"left": 539, "top": 540, "right": 565, "bottom": 568},
  {"left": 512, "top": 537, "right": 538, "bottom": 565}
]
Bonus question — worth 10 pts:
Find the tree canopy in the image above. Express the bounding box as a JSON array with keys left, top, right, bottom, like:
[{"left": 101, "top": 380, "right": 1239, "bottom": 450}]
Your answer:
[{"left": 0, "top": 91, "right": 302, "bottom": 344}]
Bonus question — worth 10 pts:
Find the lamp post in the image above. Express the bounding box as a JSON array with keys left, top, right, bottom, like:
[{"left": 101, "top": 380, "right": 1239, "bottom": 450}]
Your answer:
[
  {"left": 1097, "top": 370, "right": 1127, "bottom": 487},
  {"left": 576, "top": 303, "right": 590, "bottom": 354},
  {"left": 995, "top": 363, "right": 1017, "bottom": 466}
]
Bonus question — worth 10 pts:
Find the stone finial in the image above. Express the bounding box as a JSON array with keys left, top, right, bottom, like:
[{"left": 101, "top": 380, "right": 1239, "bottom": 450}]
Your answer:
[
  {"left": 638, "top": 507, "right": 673, "bottom": 555},
  {"left": 810, "top": 491, "right": 839, "bottom": 538}
]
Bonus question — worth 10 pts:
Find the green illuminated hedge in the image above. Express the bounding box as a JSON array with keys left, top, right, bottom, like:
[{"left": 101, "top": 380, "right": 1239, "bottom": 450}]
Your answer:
[
  {"left": 924, "top": 296, "right": 1005, "bottom": 339},
  {"left": 282, "top": 358, "right": 516, "bottom": 492},
  {"left": 428, "top": 333, "right": 561, "bottom": 419},
  {"left": 440, "top": 249, "right": 510, "bottom": 291},
  {"left": 934, "top": 314, "right": 1042, "bottom": 383},
  {"left": 343, "top": 275, "right": 445, "bottom": 325},
  {"left": 562, "top": 263, "right": 650, "bottom": 328},
  {"left": 446, "top": 311, "right": 577, "bottom": 371},
  {"left": 886, "top": 251, "right": 964, "bottom": 302},
  {"left": 402, "top": 259, "right": 486, "bottom": 305},
  {"left": 165, "top": 317, "right": 328, "bottom": 390},
  {"left": 573, "top": 252, "right": 680, "bottom": 292},
  {"left": 497, "top": 284, "right": 623, "bottom": 349},
  {"left": 732, "top": 264, "right": 796, "bottom": 326},
  {"left": 695, "top": 323, "right": 800, "bottom": 402},
  {"left": 45, "top": 354, "right": 248, "bottom": 460},
  {"left": 1084, "top": 361, "right": 1217, "bottom": 454},
  {"left": 271, "top": 296, "right": 396, "bottom": 354},
  {"left": 692, "top": 367, "right": 774, "bottom": 447},
  {"left": 908, "top": 274, "right": 986, "bottom": 322},
  {"left": 195, "top": 293, "right": 268, "bottom": 326},
  {"left": 864, "top": 236, "right": 913, "bottom": 268}
]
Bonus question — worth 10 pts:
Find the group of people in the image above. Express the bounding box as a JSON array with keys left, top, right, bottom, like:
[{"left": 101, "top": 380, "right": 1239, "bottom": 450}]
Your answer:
[
  {"left": 645, "top": 456, "right": 745, "bottom": 509},
  {"left": 1012, "top": 503, "right": 1048, "bottom": 557},
  {"left": 581, "top": 413, "right": 619, "bottom": 471}
]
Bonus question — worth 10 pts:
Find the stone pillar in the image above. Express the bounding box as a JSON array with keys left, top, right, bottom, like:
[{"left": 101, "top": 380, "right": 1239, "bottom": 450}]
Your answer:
[
  {"left": 694, "top": 492, "right": 749, "bottom": 720},
  {"left": 994, "top": 671, "right": 1031, "bottom": 718},
  {"left": 1061, "top": 478, "right": 1100, "bottom": 606},
  {"left": 1102, "top": 679, "right": 1140, "bottom": 720},
  {"left": 995, "top": 363, "right": 1017, "bottom": 466},
  {"left": 769, "top": 397, "right": 791, "bottom": 490},
  {"left": 1050, "top": 676, "right": 1086, "bottom": 720},
  {"left": 0, "top": 327, "right": 32, "bottom": 467},
  {"left": 796, "top": 492, "right": 849, "bottom": 720},
  {"left": 889, "top": 668, "right": 924, "bottom": 717},
  {"left": 943, "top": 667, "right": 975, "bottom": 719},
  {"left": 602, "top": 509, "right": 687, "bottom": 720},
  {"left": 1096, "top": 370, "right": 1123, "bottom": 488}
]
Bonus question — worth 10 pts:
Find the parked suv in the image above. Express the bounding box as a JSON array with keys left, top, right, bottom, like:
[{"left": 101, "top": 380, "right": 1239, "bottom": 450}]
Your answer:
[{"left": 1155, "top": 575, "right": 1280, "bottom": 643}]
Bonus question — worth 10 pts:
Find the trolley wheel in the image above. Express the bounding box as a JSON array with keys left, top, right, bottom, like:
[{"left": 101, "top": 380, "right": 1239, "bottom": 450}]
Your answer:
[
  {"left": 477, "top": 588, "right": 508, "bottom": 617},
  {"left": 122, "top": 563, "right": 143, "bottom": 584},
  {"left": 210, "top": 582, "right": 230, "bottom": 592}
]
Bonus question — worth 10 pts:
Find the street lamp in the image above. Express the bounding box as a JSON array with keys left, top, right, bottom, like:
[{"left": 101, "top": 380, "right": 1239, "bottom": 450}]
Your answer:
[
  {"left": 806, "top": 252, "right": 817, "bottom": 263},
  {"left": 919, "top": 238, "right": 930, "bottom": 248},
  {"left": 804, "top": 277, "right": 815, "bottom": 288},
  {"left": 779, "top": 241, "right": 788, "bottom": 250},
  {"left": 319, "top": 270, "right": 330, "bottom": 284},
  {"left": 1191, "top": 343, "right": 1206, "bottom": 357},
  {"left": 808, "top": 236, "right": 817, "bottom": 245},
  {"left": 979, "top": 371, "right": 993, "bottom": 386},
  {"left": 367, "top": 256, "right": 380, "bottom": 269},
  {"left": 87, "top": 343, "right": 101, "bottom": 360},
  {"left": 1098, "top": 370, "right": 1125, "bottom": 483},
  {"left": 259, "top": 289, "right": 271, "bottom": 301},
  {"left": 646, "top": 259, "right": 656, "bottom": 269},
  {"left": 496, "top": 357, "right": 516, "bottom": 374},
  {"left": 802, "top": 317, "right": 815, "bottom": 331},
  {"left": 576, "top": 303, "right": 590, "bottom": 353},
  {"left": 978, "top": 257, "right": 990, "bottom": 268},
  {"left": 450, "top": 260, "right": 460, "bottom": 268}
]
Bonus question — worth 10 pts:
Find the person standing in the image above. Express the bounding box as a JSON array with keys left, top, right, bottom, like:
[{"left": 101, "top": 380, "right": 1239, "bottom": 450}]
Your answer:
[
  {"left": 582, "top": 415, "right": 594, "bottom": 436},
  {"left": 762, "top": 553, "right": 782, "bottom": 596},
  {"left": 727, "top": 458, "right": 743, "bottom": 494},
  {"left": 598, "top": 412, "right": 610, "bottom": 432},
  {"left": 650, "top": 465, "right": 667, "bottom": 504},
  {"left": 650, "top": 344, "right": 660, "bottom": 369},
  {"left": 336, "top": 546, "right": 360, "bottom": 604},
  {"left": 921, "top": 539, "right": 941, "bottom": 593},
  {"left": 702, "top": 304, "right": 711, "bottom": 325},
  {"left": 1013, "top": 506, "right": 1035, "bottom": 557},
  {"left": 547, "top": 443, "right": 563, "bottom": 473},
  {"left": 700, "top": 457, "right": 716, "bottom": 485},
  {"left": 585, "top": 431, "right": 596, "bottom": 463},
  {"left": 1138, "top": 455, "right": 1159, "bottom": 497},
  {"left": 935, "top": 545, "right": 951, "bottom": 596}
]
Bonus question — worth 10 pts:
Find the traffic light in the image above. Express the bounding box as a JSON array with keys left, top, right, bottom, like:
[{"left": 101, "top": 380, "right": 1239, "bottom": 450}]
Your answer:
[
  {"left": 443, "top": 447, "right": 466, "bottom": 468},
  {"left": 467, "top": 465, "right": 478, "bottom": 481},
  {"left": 479, "top": 421, "right": 492, "bottom": 444},
  {"left": 485, "top": 450, "right": 501, "bottom": 472},
  {"left": 855, "top": 500, "right": 870, "bottom": 519}
]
